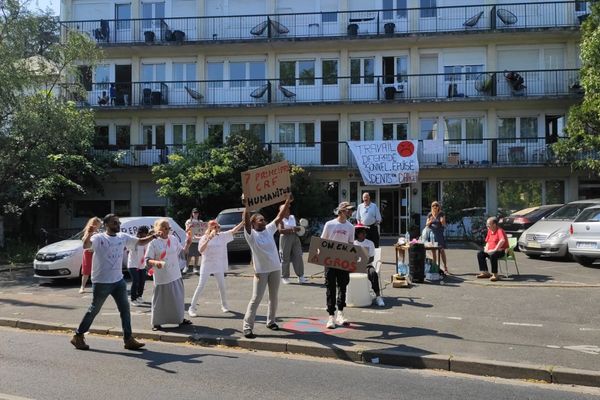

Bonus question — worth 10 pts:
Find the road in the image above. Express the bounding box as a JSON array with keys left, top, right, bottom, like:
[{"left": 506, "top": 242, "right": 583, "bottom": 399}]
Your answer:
[{"left": 1, "top": 328, "right": 599, "bottom": 400}]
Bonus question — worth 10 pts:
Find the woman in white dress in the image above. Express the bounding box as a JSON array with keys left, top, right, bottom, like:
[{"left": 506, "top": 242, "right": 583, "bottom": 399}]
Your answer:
[
  {"left": 145, "top": 218, "right": 192, "bottom": 330},
  {"left": 188, "top": 219, "right": 244, "bottom": 317}
]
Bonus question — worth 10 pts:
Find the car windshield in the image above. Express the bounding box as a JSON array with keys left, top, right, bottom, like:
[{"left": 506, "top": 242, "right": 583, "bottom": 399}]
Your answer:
[
  {"left": 216, "top": 212, "right": 243, "bottom": 226},
  {"left": 546, "top": 203, "right": 597, "bottom": 221},
  {"left": 574, "top": 208, "right": 600, "bottom": 222}
]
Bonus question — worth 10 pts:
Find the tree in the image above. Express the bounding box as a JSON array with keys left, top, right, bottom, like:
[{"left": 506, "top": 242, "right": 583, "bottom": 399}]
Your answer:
[{"left": 554, "top": 1, "right": 600, "bottom": 174}]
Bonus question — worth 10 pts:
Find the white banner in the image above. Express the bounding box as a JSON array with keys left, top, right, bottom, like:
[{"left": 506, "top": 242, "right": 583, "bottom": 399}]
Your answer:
[{"left": 348, "top": 140, "right": 419, "bottom": 185}]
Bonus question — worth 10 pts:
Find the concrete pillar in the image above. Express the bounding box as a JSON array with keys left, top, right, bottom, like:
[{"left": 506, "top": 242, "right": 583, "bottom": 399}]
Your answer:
[
  {"left": 196, "top": 115, "right": 205, "bottom": 142},
  {"left": 488, "top": 175, "right": 498, "bottom": 214},
  {"left": 267, "top": 114, "right": 276, "bottom": 143},
  {"left": 486, "top": 43, "right": 497, "bottom": 72},
  {"left": 566, "top": 174, "right": 579, "bottom": 202},
  {"left": 131, "top": 116, "right": 140, "bottom": 144},
  {"left": 340, "top": 48, "right": 349, "bottom": 101},
  {"left": 409, "top": 46, "right": 419, "bottom": 99},
  {"left": 130, "top": 179, "right": 140, "bottom": 216}
]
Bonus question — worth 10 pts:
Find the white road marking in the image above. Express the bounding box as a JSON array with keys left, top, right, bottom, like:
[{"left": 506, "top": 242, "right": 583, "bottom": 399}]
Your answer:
[
  {"left": 502, "top": 322, "right": 543, "bottom": 327},
  {"left": 0, "top": 393, "right": 35, "bottom": 400},
  {"left": 361, "top": 310, "right": 392, "bottom": 314},
  {"left": 303, "top": 306, "right": 327, "bottom": 311},
  {"left": 17, "top": 292, "right": 33, "bottom": 295},
  {"left": 426, "top": 314, "right": 463, "bottom": 320},
  {"left": 563, "top": 345, "right": 600, "bottom": 355},
  {"left": 580, "top": 327, "right": 600, "bottom": 332},
  {"left": 546, "top": 345, "right": 561, "bottom": 349}
]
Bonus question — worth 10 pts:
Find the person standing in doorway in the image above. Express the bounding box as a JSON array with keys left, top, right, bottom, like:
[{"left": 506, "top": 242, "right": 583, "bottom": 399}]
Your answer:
[
  {"left": 242, "top": 194, "right": 292, "bottom": 339},
  {"left": 278, "top": 203, "right": 308, "bottom": 285},
  {"left": 185, "top": 208, "right": 205, "bottom": 275},
  {"left": 79, "top": 217, "right": 101, "bottom": 294},
  {"left": 70, "top": 214, "right": 153, "bottom": 350},
  {"left": 321, "top": 201, "right": 355, "bottom": 329},
  {"left": 357, "top": 192, "right": 382, "bottom": 248}
]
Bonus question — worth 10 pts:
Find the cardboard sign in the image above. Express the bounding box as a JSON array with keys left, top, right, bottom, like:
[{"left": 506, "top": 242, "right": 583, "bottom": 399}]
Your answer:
[
  {"left": 307, "top": 236, "right": 369, "bottom": 273},
  {"left": 241, "top": 161, "right": 291, "bottom": 208}
]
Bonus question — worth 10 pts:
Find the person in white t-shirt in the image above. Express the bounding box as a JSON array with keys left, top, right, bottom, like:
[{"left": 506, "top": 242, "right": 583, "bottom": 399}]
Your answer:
[
  {"left": 70, "top": 214, "right": 154, "bottom": 351},
  {"left": 188, "top": 219, "right": 244, "bottom": 317},
  {"left": 185, "top": 208, "right": 206, "bottom": 275},
  {"left": 242, "top": 193, "right": 292, "bottom": 339},
  {"left": 127, "top": 225, "right": 150, "bottom": 306},
  {"left": 321, "top": 201, "right": 355, "bottom": 329},
  {"left": 278, "top": 204, "right": 307, "bottom": 284},
  {"left": 353, "top": 223, "right": 385, "bottom": 307},
  {"left": 145, "top": 218, "right": 192, "bottom": 331}
]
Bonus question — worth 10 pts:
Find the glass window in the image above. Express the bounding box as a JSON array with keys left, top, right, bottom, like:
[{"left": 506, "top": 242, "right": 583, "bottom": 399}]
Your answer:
[
  {"left": 350, "top": 122, "right": 361, "bottom": 141},
  {"left": 94, "top": 126, "right": 109, "bottom": 148},
  {"left": 421, "top": 181, "right": 440, "bottom": 215},
  {"left": 298, "top": 60, "right": 315, "bottom": 86},
  {"left": 279, "top": 123, "right": 295, "bottom": 147},
  {"left": 173, "top": 125, "right": 184, "bottom": 145},
  {"left": 173, "top": 62, "right": 195, "bottom": 89},
  {"left": 230, "top": 62, "right": 246, "bottom": 87},
  {"left": 250, "top": 123, "right": 266, "bottom": 143},
  {"left": 116, "top": 125, "right": 130, "bottom": 149},
  {"left": 420, "top": 118, "right": 437, "bottom": 140},
  {"left": 444, "top": 66, "right": 462, "bottom": 82},
  {"left": 396, "top": 0, "right": 407, "bottom": 18},
  {"left": 207, "top": 123, "right": 223, "bottom": 145},
  {"left": 280, "top": 61, "right": 295, "bottom": 86},
  {"left": 498, "top": 117, "right": 516, "bottom": 143},
  {"left": 299, "top": 123, "right": 315, "bottom": 147},
  {"left": 364, "top": 59, "right": 374, "bottom": 84},
  {"left": 350, "top": 59, "right": 361, "bottom": 84},
  {"left": 498, "top": 180, "right": 542, "bottom": 211},
  {"left": 444, "top": 118, "right": 461, "bottom": 144},
  {"left": 365, "top": 121, "right": 375, "bottom": 140},
  {"left": 465, "top": 65, "right": 483, "bottom": 81},
  {"left": 350, "top": 58, "right": 374, "bottom": 85},
  {"left": 249, "top": 61, "right": 266, "bottom": 84},
  {"left": 396, "top": 56, "right": 408, "bottom": 81},
  {"left": 466, "top": 118, "right": 483, "bottom": 144},
  {"left": 441, "top": 180, "right": 486, "bottom": 221},
  {"left": 115, "top": 3, "right": 131, "bottom": 30},
  {"left": 95, "top": 65, "right": 110, "bottom": 89},
  {"left": 546, "top": 180, "right": 565, "bottom": 204},
  {"left": 207, "top": 62, "right": 223, "bottom": 88},
  {"left": 323, "top": 60, "right": 338, "bottom": 85},
  {"left": 521, "top": 117, "right": 538, "bottom": 143},
  {"left": 420, "top": 0, "right": 436, "bottom": 18}
]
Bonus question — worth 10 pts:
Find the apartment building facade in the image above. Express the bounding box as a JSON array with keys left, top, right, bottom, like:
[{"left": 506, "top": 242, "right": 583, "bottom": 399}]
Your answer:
[{"left": 59, "top": 0, "right": 594, "bottom": 236}]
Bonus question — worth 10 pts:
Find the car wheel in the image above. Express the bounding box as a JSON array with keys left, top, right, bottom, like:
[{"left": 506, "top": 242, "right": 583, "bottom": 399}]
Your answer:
[{"left": 573, "top": 255, "right": 596, "bottom": 267}]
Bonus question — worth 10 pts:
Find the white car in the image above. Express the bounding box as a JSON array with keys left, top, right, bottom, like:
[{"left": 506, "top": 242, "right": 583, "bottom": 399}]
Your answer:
[
  {"left": 568, "top": 205, "right": 600, "bottom": 267},
  {"left": 34, "top": 216, "right": 186, "bottom": 279}
]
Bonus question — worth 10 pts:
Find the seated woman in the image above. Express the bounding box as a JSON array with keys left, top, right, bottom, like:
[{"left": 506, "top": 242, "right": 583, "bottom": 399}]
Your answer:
[
  {"left": 353, "top": 223, "right": 384, "bottom": 307},
  {"left": 97, "top": 91, "right": 109, "bottom": 106}
]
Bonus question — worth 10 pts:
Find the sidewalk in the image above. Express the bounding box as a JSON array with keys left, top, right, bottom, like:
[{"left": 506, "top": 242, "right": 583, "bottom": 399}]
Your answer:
[{"left": 1, "top": 241, "right": 599, "bottom": 387}]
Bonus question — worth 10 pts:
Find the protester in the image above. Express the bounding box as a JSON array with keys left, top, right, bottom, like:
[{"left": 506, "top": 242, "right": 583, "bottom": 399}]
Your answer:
[
  {"left": 242, "top": 194, "right": 292, "bottom": 339},
  {"left": 426, "top": 201, "right": 449, "bottom": 274},
  {"left": 278, "top": 203, "right": 307, "bottom": 284},
  {"left": 145, "top": 218, "right": 192, "bottom": 330},
  {"left": 79, "top": 217, "right": 101, "bottom": 294},
  {"left": 70, "top": 214, "right": 153, "bottom": 350},
  {"left": 353, "top": 223, "right": 385, "bottom": 307},
  {"left": 356, "top": 192, "right": 382, "bottom": 247},
  {"left": 185, "top": 208, "right": 205, "bottom": 275},
  {"left": 476, "top": 217, "right": 508, "bottom": 282},
  {"left": 321, "top": 201, "right": 355, "bottom": 329},
  {"left": 188, "top": 219, "right": 244, "bottom": 317},
  {"left": 127, "top": 225, "right": 150, "bottom": 306}
]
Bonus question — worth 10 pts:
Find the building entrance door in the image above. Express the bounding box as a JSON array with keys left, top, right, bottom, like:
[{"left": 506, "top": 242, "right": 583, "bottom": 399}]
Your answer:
[{"left": 356, "top": 186, "right": 410, "bottom": 236}]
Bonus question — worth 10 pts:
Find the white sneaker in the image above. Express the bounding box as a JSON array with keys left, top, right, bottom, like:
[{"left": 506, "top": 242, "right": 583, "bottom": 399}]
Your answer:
[
  {"left": 193, "top": 268, "right": 200, "bottom": 275},
  {"left": 336, "top": 311, "right": 349, "bottom": 326},
  {"left": 375, "top": 296, "right": 385, "bottom": 307},
  {"left": 137, "top": 296, "right": 146, "bottom": 304},
  {"left": 326, "top": 315, "right": 336, "bottom": 329},
  {"left": 78, "top": 287, "right": 85, "bottom": 294},
  {"left": 130, "top": 299, "right": 140, "bottom": 307},
  {"left": 281, "top": 278, "right": 290, "bottom": 285},
  {"left": 188, "top": 308, "right": 198, "bottom": 318},
  {"left": 221, "top": 306, "right": 230, "bottom": 313},
  {"left": 298, "top": 276, "right": 309, "bottom": 284}
]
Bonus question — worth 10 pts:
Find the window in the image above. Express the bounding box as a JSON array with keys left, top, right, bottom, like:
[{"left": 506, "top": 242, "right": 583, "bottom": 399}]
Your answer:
[
  {"left": 444, "top": 117, "right": 484, "bottom": 144},
  {"left": 350, "top": 58, "right": 375, "bottom": 84},
  {"left": 280, "top": 61, "right": 295, "bottom": 86},
  {"left": 299, "top": 61, "right": 315, "bottom": 86},
  {"left": 142, "top": 1, "right": 164, "bottom": 29},
  {"left": 323, "top": 60, "right": 338, "bottom": 85},
  {"left": 116, "top": 125, "right": 130, "bottom": 149},
  {"left": 279, "top": 60, "right": 315, "bottom": 86},
  {"left": 172, "top": 62, "right": 196, "bottom": 89},
  {"left": 498, "top": 180, "right": 542, "bottom": 211},
  {"left": 172, "top": 124, "right": 195, "bottom": 147},
  {"left": 546, "top": 180, "right": 565, "bottom": 204},
  {"left": 576, "top": 1, "right": 588, "bottom": 12},
  {"left": 383, "top": 0, "right": 407, "bottom": 19},
  {"left": 74, "top": 200, "right": 111, "bottom": 218},
  {"left": 141, "top": 63, "right": 165, "bottom": 83},
  {"left": 520, "top": 117, "right": 538, "bottom": 143},
  {"left": 444, "top": 65, "right": 483, "bottom": 82},
  {"left": 498, "top": 117, "right": 516, "bottom": 143},
  {"left": 94, "top": 126, "right": 109, "bottom": 148},
  {"left": 350, "top": 121, "right": 375, "bottom": 141},
  {"left": 299, "top": 123, "right": 315, "bottom": 147},
  {"left": 498, "top": 117, "right": 539, "bottom": 144},
  {"left": 230, "top": 61, "right": 266, "bottom": 88},
  {"left": 419, "top": 118, "right": 438, "bottom": 140},
  {"left": 383, "top": 56, "right": 408, "bottom": 84},
  {"left": 383, "top": 120, "right": 408, "bottom": 140},
  {"left": 207, "top": 62, "right": 224, "bottom": 88},
  {"left": 278, "top": 122, "right": 315, "bottom": 147},
  {"left": 321, "top": 0, "right": 338, "bottom": 22},
  {"left": 207, "top": 123, "right": 224, "bottom": 145},
  {"left": 78, "top": 66, "right": 92, "bottom": 91},
  {"left": 420, "top": 0, "right": 436, "bottom": 18},
  {"left": 421, "top": 181, "right": 440, "bottom": 215},
  {"left": 115, "top": 3, "right": 131, "bottom": 30},
  {"left": 278, "top": 123, "right": 295, "bottom": 146},
  {"left": 142, "top": 124, "right": 165, "bottom": 149},
  {"left": 441, "top": 180, "right": 486, "bottom": 219},
  {"left": 230, "top": 123, "right": 266, "bottom": 143}
]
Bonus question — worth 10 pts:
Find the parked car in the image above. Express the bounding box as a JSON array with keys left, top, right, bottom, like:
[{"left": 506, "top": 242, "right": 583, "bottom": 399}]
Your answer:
[
  {"left": 34, "top": 216, "right": 186, "bottom": 279},
  {"left": 518, "top": 199, "right": 600, "bottom": 258},
  {"left": 216, "top": 208, "right": 250, "bottom": 253},
  {"left": 499, "top": 204, "right": 563, "bottom": 243},
  {"left": 568, "top": 205, "right": 600, "bottom": 267}
]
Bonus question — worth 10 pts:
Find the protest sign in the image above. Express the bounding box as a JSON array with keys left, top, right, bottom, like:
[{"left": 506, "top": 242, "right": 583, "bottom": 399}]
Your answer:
[
  {"left": 348, "top": 140, "right": 419, "bottom": 185},
  {"left": 307, "top": 236, "right": 369, "bottom": 273},
  {"left": 241, "top": 161, "right": 291, "bottom": 208}
]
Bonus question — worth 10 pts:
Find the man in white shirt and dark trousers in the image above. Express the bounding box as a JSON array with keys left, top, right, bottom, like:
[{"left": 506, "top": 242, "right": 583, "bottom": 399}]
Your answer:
[
  {"left": 242, "top": 194, "right": 292, "bottom": 339},
  {"left": 321, "top": 201, "right": 355, "bottom": 329},
  {"left": 356, "top": 192, "right": 382, "bottom": 248},
  {"left": 278, "top": 203, "right": 307, "bottom": 284}
]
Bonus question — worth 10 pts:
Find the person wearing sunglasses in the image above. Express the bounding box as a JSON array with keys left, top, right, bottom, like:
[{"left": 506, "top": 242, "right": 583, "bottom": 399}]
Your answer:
[{"left": 426, "top": 201, "right": 449, "bottom": 274}]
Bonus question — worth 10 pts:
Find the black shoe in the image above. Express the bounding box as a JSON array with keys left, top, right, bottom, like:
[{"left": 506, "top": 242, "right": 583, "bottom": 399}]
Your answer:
[
  {"left": 243, "top": 329, "right": 256, "bottom": 339},
  {"left": 266, "top": 322, "right": 279, "bottom": 331}
]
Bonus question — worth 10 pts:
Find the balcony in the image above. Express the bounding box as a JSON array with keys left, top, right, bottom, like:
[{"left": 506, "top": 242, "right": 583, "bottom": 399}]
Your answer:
[
  {"left": 61, "top": 1, "right": 584, "bottom": 46},
  {"left": 66, "top": 69, "right": 581, "bottom": 109},
  {"left": 92, "top": 138, "right": 564, "bottom": 169}
]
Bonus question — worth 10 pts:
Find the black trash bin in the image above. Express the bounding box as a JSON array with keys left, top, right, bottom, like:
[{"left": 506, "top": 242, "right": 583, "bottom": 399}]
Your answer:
[
  {"left": 144, "top": 31, "right": 155, "bottom": 43},
  {"left": 347, "top": 23, "right": 358, "bottom": 36},
  {"left": 384, "top": 22, "right": 395, "bottom": 35},
  {"left": 409, "top": 243, "right": 426, "bottom": 283},
  {"left": 384, "top": 86, "right": 396, "bottom": 100}
]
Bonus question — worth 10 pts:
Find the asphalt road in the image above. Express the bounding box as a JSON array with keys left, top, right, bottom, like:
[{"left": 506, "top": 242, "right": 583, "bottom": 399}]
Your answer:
[{"left": 1, "top": 328, "right": 599, "bottom": 400}]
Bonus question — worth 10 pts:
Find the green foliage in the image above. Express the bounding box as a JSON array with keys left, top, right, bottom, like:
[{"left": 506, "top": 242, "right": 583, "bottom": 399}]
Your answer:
[
  {"left": 0, "top": 238, "right": 38, "bottom": 264},
  {"left": 555, "top": 2, "right": 600, "bottom": 175},
  {"left": 289, "top": 165, "right": 337, "bottom": 219},
  {"left": 441, "top": 180, "right": 486, "bottom": 224}
]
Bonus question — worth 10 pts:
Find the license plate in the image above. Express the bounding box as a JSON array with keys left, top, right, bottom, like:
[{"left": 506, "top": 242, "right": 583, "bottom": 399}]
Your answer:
[
  {"left": 528, "top": 241, "right": 541, "bottom": 248},
  {"left": 576, "top": 242, "right": 597, "bottom": 249}
]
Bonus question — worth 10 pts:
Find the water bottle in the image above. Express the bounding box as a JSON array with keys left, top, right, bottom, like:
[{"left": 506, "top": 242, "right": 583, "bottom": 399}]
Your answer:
[{"left": 405, "top": 231, "right": 410, "bottom": 242}]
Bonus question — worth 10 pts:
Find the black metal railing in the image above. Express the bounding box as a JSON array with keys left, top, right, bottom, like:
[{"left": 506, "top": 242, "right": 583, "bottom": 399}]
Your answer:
[
  {"left": 65, "top": 69, "right": 581, "bottom": 109},
  {"left": 60, "top": 1, "right": 586, "bottom": 45},
  {"left": 92, "top": 138, "right": 564, "bottom": 168}
]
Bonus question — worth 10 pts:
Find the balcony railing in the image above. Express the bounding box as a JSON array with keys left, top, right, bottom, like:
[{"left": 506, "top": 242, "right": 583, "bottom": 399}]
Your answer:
[
  {"left": 61, "top": 1, "right": 586, "bottom": 45},
  {"left": 66, "top": 69, "right": 581, "bottom": 109},
  {"left": 92, "top": 138, "right": 564, "bottom": 168}
]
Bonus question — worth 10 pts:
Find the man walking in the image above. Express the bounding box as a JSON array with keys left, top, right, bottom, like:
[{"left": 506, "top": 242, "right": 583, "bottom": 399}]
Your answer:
[
  {"left": 70, "top": 214, "right": 154, "bottom": 350},
  {"left": 356, "top": 192, "right": 382, "bottom": 247},
  {"left": 242, "top": 194, "right": 292, "bottom": 339},
  {"left": 321, "top": 201, "right": 355, "bottom": 329}
]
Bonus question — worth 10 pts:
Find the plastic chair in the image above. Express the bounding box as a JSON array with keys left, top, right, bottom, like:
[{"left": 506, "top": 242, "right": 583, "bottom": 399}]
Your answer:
[
  {"left": 373, "top": 248, "right": 383, "bottom": 295},
  {"left": 499, "top": 237, "right": 520, "bottom": 278}
]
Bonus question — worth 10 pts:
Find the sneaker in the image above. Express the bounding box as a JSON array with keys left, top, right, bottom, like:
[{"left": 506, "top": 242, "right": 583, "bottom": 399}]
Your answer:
[
  {"left": 375, "top": 296, "right": 385, "bottom": 307},
  {"left": 70, "top": 334, "right": 89, "bottom": 350},
  {"left": 266, "top": 322, "right": 279, "bottom": 330},
  {"left": 281, "top": 277, "right": 290, "bottom": 285},
  {"left": 124, "top": 337, "right": 145, "bottom": 350},
  {"left": 336, "top": 311, "right": 349, "bottom": 326},
  {"left": 326, "top": 315, "right": 336, "bottom": 329},
  {"left": 137, "top": 296, "right": 146, "bottom": 303},
  {"left": 78, "top": 287, "right": 85, "bottom": 294},
  {"left": 193, "top": 268, "right": 200, "bottom": 275},
  {"left": 298, "top": 276, "right": 309, "bottom": 284},
  {"left": 243, "top": 329, "right": 256, "bottom": 339},
  {"left": 188, "top": 307, "right": 198, "bottom": 318},
  {"left": 221, "top": 306, "right": 230, "bottom": 313}
]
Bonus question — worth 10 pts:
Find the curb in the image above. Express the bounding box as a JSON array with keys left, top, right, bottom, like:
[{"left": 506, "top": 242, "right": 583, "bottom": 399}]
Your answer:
[{"left": 2, "top": 317, "right": 600, "bottom": 388}]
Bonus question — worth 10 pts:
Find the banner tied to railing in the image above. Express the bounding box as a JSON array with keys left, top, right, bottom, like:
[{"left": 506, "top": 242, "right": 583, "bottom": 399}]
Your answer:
[{"left": 348, "top": 140, "right": 419, "bottom": 185}]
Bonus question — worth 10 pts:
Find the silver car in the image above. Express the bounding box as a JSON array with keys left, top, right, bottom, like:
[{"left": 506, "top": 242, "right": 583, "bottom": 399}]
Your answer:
[
  {"left": 567, "top": 205, "right": 600, "bottom": 267},
  {"left": 216, "top": 208, "right": 250, "bottom": 253},
  {"left": 518, "top": 199, "right": 600, "bottom": 258}
]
